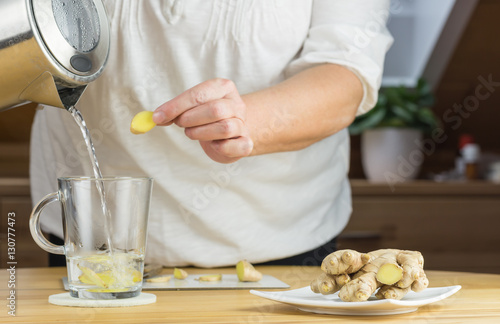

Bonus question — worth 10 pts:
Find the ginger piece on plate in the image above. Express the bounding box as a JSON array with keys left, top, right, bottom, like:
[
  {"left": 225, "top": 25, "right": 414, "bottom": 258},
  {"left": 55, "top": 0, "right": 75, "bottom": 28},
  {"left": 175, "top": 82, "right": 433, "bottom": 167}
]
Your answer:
[
  {"left": 310, "top": 273, "right": 350, "bottom": 295},
  {"left": 321, "top": 249, "right": 371, "bottom": 275},
  {"left": 310, "top": 249, "right": 429, "bottom": 302}
]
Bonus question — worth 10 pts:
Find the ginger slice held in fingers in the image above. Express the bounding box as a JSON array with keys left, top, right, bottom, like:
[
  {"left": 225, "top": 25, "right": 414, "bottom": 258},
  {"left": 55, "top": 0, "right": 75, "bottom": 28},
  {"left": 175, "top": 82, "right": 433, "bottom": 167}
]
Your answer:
[{"left": 130, "top": 111, "right": 156, "bottom": 134}]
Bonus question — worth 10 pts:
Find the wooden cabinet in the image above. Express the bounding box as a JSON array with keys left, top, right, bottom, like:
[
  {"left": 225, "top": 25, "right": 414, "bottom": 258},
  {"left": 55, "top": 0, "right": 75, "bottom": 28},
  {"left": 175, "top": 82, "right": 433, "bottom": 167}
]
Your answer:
[
  {"left": 339, "top": 180, "right": 500, "bottom": 274},
  {"left": 0, "top": 178, "right": 48, "bottom": 267}
]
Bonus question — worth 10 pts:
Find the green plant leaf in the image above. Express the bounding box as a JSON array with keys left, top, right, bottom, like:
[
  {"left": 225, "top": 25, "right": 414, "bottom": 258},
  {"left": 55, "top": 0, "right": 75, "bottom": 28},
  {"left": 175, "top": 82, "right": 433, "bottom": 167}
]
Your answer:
[
  {"left": 391, "top": 105, "right": 415, "bottom": 124},
  {"left": 404, "top": 102, "right": 419, "bottom": 113},
  {"left": 377, "top": 92, "right": 388, "bottom": 107},
  {"left": 416, "top": 107, "right": 439, "bottom": 129},
  {"left": 418, "top": 94, "right": 435, "bottom": 107},
  {"left": 417, "top": 78, "right": 431, "bottom": 95},
  {"left": 349, "top": 78, "right": 439, "bottom": 134},
  {"left": 384, "top": 87, "right": 405, "bottom": 107},
  {"left": 348, "top": 107, "right": 387, "bottom": 135},
  {"left": 378, "top": 117, "right": 406, "bottom": 128}
]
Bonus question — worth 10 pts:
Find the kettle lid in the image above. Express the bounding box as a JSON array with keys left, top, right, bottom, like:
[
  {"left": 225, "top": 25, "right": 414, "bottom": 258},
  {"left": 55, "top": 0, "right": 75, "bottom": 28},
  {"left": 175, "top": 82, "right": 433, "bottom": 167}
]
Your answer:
[{"left": 29, "top": 0, "right": 109, "bottom": 80}]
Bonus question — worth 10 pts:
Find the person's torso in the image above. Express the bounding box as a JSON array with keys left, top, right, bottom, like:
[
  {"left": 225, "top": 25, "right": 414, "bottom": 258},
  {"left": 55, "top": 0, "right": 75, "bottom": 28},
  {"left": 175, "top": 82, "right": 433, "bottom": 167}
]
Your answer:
[{"left": 31, "top": 0, "right": 352, "bottom": 267}]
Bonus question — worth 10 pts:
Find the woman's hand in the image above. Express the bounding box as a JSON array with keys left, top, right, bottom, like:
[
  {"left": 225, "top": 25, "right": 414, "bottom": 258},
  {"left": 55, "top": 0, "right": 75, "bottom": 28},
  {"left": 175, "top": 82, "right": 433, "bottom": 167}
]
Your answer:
[
  {"left": 152, "top": 64, "right": 362, "bottom": 162},
  {"left": 153, "top": 78, "right": 254, "bottom": 163}
]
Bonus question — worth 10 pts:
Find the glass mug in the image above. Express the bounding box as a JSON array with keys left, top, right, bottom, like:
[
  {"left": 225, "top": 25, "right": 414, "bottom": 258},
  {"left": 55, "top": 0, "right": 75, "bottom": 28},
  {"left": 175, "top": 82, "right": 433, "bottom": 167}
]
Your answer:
[{"left": 30, "top": 177, "right": 153, "bottom": 299}]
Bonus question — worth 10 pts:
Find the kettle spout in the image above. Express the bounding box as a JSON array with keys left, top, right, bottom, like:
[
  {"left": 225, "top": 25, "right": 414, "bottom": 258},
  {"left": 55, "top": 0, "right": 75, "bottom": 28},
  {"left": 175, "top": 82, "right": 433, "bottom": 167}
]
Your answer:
[
  {"left": 57, "top": 85, "right": 87, "bottom": 110},
  {"left": 19, "top": 71, "right": 87, "bottom": 109}
]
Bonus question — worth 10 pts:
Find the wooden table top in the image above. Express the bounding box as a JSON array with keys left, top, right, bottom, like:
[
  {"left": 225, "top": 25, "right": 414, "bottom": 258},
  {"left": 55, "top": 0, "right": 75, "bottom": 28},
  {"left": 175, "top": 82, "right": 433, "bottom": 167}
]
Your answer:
[{"left": 1, "top": 266, "right": 500, "bottom": 323}]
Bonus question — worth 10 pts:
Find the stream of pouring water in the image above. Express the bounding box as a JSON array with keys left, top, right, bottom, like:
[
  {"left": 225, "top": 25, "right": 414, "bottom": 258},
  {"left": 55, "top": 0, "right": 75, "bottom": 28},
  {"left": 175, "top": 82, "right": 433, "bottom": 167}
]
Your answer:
[{"left": 67, "top": 106, "right": 114, "bottom": 254}]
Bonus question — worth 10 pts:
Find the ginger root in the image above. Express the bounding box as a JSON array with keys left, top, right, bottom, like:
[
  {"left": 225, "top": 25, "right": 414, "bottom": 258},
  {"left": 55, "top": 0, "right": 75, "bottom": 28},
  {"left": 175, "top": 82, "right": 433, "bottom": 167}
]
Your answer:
[
  {"left": 310, "top": 273, "right": 350, "bottom": 295},
  {"left": 376, "top": 262, "right": 403, "bottom": 285},
  {"left": 395, "top": 250, "right": 425, "bottom": 288},
  {"left": 339, "top": 251, "right": 398, "bottom": 302},
  {"left": 375, "top": 285, "right": 411, "bottom": 300},
  {"left": 310, "top": 249, "right": 428, "bottom": 302},
  {"left": 236, "top": 260, "right": 262, "bottom": 282},
  {"left": 411, "top": 273, "right": 429, "bottom": 292},
  {"left": 321, "top": 249, "right": 371, "bottom": 275}
]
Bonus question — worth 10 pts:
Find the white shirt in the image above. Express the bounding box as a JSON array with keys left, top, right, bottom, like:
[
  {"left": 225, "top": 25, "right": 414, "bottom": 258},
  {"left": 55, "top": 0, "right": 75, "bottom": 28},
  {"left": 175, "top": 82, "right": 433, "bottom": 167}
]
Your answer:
[{"left": 30, "top": 0, "right": 392, "bottom": 267}]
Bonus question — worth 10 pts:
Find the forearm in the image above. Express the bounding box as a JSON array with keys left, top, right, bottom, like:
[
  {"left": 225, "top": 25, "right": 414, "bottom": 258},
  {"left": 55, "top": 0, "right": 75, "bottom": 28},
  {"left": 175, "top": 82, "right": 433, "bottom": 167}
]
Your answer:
[
  {"left": 243, "top": 63, "right": 363, "bottom": 156},
  {"left": 152, "top": 63, "right": 364, "bottom": 163}
]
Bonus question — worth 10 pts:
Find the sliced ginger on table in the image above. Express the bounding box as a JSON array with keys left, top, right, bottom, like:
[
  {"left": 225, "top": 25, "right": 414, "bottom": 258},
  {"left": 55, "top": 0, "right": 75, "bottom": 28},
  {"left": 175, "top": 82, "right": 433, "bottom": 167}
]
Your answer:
[
  {"left": 236, "top": 260, "right": 262, "bottom": 282},
  {"left": 310, "top": 249, "right": 429, "bottom": 302},
  {"left": 197, "top": 274, "right": 222, "bottom": 282},
  {"left": 145, "top": 275, "right": 172, "bottom": 283},
  {"left": 173, "top": 268, "right": 188, "bottom": 280}
]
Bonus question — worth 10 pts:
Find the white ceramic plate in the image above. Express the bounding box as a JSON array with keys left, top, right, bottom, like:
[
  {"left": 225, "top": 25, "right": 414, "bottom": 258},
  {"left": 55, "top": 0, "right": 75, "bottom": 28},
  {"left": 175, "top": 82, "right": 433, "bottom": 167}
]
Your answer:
[{"left": 250, "top": 285, "right": 461, "bottom": 316}]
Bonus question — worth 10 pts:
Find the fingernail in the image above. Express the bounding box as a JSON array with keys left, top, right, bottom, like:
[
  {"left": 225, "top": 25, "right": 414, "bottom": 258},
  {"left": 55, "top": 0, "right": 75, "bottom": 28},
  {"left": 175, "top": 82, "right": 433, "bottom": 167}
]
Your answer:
[{"left": 152, "top": 110, "right": 166, "bottom": 124}]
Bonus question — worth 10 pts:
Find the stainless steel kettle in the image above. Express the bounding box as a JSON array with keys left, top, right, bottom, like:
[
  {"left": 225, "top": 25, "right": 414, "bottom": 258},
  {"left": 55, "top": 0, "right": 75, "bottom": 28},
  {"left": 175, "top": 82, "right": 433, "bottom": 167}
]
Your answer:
[{"left": 0, "top": 0, "right": 110, "bottom": 111}]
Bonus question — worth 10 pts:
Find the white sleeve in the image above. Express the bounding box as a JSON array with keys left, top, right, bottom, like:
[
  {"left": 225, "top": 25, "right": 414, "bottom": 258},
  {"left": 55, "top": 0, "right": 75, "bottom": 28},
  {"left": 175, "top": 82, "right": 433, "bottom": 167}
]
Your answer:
[{"left": 285, "top": 0, "right": 394, "bottom": 116}]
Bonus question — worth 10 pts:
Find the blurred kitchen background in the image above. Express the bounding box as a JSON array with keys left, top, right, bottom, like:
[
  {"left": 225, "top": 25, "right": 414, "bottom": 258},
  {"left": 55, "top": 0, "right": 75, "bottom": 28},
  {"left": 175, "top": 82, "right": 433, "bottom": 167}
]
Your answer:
[{"left": 1, "top": 0, "right": 499, "bottom": 272}]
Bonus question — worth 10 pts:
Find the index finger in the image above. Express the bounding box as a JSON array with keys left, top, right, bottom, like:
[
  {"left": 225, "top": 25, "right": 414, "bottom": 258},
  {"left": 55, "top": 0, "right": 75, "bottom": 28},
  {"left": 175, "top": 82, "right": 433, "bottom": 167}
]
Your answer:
[{"left": 153, "top": 78, "right": 239, "bottom": 125}]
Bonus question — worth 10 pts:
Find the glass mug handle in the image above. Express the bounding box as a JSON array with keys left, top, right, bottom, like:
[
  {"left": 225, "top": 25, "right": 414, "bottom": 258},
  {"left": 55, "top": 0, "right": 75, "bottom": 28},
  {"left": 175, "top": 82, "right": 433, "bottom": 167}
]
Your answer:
[{"left": 29, "top": 192, "right": 65, "bottom": 255}]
